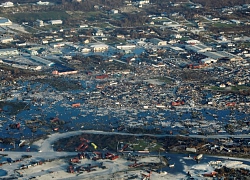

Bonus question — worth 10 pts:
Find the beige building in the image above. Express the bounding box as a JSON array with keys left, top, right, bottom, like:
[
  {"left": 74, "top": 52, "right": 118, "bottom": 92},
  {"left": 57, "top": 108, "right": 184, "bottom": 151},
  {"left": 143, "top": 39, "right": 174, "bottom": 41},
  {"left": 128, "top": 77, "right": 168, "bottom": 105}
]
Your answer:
[
  {"left": 110, "top": 9, "right": 119, "bottom": 14},
  {"left": 48, "top": 20, "right": 63, "bottom": 25},
  {"left": 150, "top": 38, "right": 167, "bottom": 46},
  {"left": 35, "top": 19, "right": 44, "bottom": 27},
  {"left": 90, "top": 44, "right": 108, "bottom": 52},
  {"left": 83, "top": 39, "right": 90, "bottom": 44},
  {"left": 0, "top": 37, "right": 13, "bottom": 43}
]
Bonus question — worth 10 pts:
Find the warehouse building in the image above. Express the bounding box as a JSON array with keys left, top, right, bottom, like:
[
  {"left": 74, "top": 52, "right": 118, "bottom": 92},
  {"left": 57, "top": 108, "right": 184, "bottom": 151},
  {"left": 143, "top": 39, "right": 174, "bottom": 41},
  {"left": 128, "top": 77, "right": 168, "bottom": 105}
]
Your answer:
[
  {"left": 30, "top": 56, "right": 54, "bottom": 66},
  {"left": 201, "top": 51, "right": 243, "bottom": 61},
  {"left": 0, "top": 17, "right": 12, "bottom": 26},
  {"left": 90, "top": 44, "right": 108, "bottom": 52},
  {"left": 185, "top": 43, "right": 242, "bottom": 61},
  {"left": 116, "top": 44, "right": 136, "bottom": 50},
  {"left": 48, "top": 20, "right": 63, "bottom": 25},
  {"left": 1, "top": 1, "right": 14, "bottom": 7},
  {"left": 185, "top": 43, "right": 212, "bottom": 53}
]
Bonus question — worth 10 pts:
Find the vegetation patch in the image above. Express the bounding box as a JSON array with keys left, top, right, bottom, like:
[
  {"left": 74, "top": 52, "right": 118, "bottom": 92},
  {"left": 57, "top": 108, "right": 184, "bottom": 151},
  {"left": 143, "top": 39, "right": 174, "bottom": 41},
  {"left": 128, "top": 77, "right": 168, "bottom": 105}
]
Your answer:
[
  {"left": 85, "top": 11, "right": 105, "bottom": 21},
  {"left": 53, "top": 134, "right": 165, "bottom": 152},
  {"left": 155, "top": 76, "right": 174, "bottom": 84},
  {"left": 212, "top": 22, "right": 237, "bottom": 28},
  {"left": 3, "top": 11, "right": 69, "bottom": 23},
  {"left": 210, "top": 86, "right": 225, "bottom": 91},
  {"left": 35, "top": 77, "right": 83, "bottom": 91},
  {"left": 0, "top": 101, "right": 29, "bottom": 115},
  {"left": 52, "top": 133, "right": 250, "bottom": 159}
]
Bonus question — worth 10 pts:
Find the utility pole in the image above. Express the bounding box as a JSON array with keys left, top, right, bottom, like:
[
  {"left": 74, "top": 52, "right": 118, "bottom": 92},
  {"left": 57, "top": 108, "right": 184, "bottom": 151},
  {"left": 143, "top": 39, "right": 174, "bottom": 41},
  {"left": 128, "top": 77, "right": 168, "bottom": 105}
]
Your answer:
[{"left": 116, "top": 141, "right": 119, "bottom": 152}]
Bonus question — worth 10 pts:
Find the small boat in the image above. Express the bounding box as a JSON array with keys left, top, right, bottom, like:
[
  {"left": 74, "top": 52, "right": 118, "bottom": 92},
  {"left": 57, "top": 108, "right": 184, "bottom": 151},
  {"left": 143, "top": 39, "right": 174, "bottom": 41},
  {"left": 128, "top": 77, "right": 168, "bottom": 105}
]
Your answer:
[
  {"left": 19, "top": 140, "right": 26, "bottom": 147},
  {"left": 169, "top": 163, "right": 175, "bottom": 168},
  {"left": 159, "top": 171, "right": 167, "bottom": 175}
]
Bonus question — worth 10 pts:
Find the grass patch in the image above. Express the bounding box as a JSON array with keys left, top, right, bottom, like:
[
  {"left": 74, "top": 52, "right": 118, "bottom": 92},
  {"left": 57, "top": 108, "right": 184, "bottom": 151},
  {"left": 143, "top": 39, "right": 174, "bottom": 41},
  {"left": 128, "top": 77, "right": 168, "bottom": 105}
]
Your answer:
[
  {"left": 152, "top": 17, "right": 171, "bottom": 22},
  {"left": 180, "top": 36, "right": 190, "bottom": 41},
  {"left": 3, "top": 11, "right": 69, "bottom": 23},
  {"left": 235, "top": 85, "right": 250, "bottom": 90},
  {"left": 210, "top": 86, "right": 225, "bottom": 91},
  {"left": 22, "top": 25, "right": 39, "bottom": 33},
  {"left": 85, "top": 11, "right": 104, "bottom": 21},
  {"left": 109, "top": 14, "right": 123, "bottom": 20},
  {"left": 96, "top": 22, "right": 110, "bottom": 28},
  {"left": 35, "top": 78, "right": 83, "bottom": 91},
  {"left": 240, "top": 42, "right": 250, "bottom": 48},
  {"left": 230, "top": 85, "right": 250, "bottom": 91},
  {"left": 212, "top": 22, "right": 237, "bottom": 28},
  {"left": 104, "top": 37, "right": 126, "bottom": 45},
  {"left": 132, "top": 139, "right": 149, "bottom": 151},
  {"left": 37, "top": 24, "right": 65, "bottom": 31},
  {"left": 155, "top": 76, "right": 174, "bottom": 84}
]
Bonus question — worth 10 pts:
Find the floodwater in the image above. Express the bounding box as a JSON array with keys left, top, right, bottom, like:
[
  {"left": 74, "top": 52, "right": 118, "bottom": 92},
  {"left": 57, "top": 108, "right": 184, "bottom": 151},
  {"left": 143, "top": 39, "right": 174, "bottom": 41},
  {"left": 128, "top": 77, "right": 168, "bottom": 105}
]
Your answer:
[{"left": 0, "top": 80, "right": 249, "bottom": 151}]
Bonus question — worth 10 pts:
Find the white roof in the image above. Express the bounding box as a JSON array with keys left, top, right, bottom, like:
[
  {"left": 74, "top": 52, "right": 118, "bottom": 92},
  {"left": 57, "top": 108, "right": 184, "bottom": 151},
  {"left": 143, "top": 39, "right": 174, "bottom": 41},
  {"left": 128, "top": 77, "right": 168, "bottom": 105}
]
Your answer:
[
  {"left": 90, "top": 44, "right": 108, "bottom": 48},
  {"left": 170, "top": 46, "right": 185, "bottom": 51}
]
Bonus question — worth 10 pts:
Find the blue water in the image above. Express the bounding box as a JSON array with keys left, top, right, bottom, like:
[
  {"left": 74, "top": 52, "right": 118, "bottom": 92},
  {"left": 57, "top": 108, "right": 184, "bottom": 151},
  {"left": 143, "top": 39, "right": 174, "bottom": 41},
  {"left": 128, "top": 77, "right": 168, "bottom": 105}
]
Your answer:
[{"left": 0, "top": 80, "right": 249, "bottom": 151}]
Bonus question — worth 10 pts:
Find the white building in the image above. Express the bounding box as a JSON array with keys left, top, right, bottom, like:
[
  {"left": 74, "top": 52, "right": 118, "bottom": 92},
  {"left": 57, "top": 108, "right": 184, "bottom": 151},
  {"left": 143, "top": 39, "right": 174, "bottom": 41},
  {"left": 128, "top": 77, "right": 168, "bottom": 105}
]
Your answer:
[
  {"left": 35, "top": 19, "right": 44, "bottom": 27},
  {"left": 173, "top": 34, "right": 182, "bottom": 39},
  {"left": 185, "top": 40, "right": 200, "bottom": 44},
  {"left": 48, "top": 20, "right": 63, "bottom": 25},
  {"left": 42, "top": 40, "right": 49, "bottom": 44},
  {"left": 81, "top": 48, "right": 91, "bottom": 53},
  {"left": 116, "top": 44, "right": 136, "bottom": 50},
  {"left": 201, "top": 57, "right": 217, "bottom": 64},
  {"left": 150, "top": 38, "right": 167, "bottom": 46},
  {"left": 79, "top": 24, "right": 88, "bottom": 28},
  {"left": 138, "top": 0, "right": 150, "bottom": 5},
  {"left": 116, "top": 34, "right": 125, "bottom": 39},
  {"left": 1, "top": 1, "right": 14, "bottom": 7},
  {"left": 202, "top": 51, "right": 242, "bottom": 61},
  {"left": 0, "top": 37, "right": 13, "bottom": 43},
  {"left": 185, "top": 43, "right": 212, "bottom": 53},
  {"left": 50, "top": 42, "right": 65, "bottom": 48},
  {"left": 90, "top": 44, "right": 108, "bottom": 52},
  {"left": 110, "top": 9, "right": 119, "bottom": 14},
  {"left": 218, "top": 36, "right": 228, "bottom": 41},
  {"left": 37, "top": 1, "right": 49, "bottom": 5},
  {"left": 231, "top": 19, "right": 241, "bottom": 24},
  {"left": 16, "top": 42, "right": 27, "bottom": 47},
  {"left": 95, "top": 30, "right": 104, "bottom": 36},
  {"left": 163, "top": 21, "right": 172, "bottom": 25}
]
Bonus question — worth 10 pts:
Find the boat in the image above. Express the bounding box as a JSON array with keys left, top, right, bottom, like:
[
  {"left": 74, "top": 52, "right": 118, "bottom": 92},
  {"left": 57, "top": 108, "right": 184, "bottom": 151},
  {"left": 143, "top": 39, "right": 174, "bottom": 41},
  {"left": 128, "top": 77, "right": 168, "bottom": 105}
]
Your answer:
[
  {"left": 159, "top": 171, "right": 167, "bottom": 175},
  {"left": 19, "top": 140, "right": 26, "bottom": 147},
  {"left": 169, "top": 163, "right": 175, "bottom": 168}
]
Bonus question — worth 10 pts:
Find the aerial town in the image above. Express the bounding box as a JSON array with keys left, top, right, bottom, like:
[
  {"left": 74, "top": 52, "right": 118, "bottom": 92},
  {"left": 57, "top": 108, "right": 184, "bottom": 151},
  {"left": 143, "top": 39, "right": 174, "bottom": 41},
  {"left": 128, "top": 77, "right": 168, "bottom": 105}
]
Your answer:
[{"left": 0, "top": 0, "right": 250, "bottom": 179}]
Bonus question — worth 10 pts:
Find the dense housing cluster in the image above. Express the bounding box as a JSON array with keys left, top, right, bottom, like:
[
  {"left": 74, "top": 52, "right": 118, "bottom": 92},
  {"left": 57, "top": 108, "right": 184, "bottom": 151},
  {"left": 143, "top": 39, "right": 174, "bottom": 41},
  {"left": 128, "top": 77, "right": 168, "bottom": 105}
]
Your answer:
[{"left": 0, "top": 0, "right": 250, "bottom": 179}]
